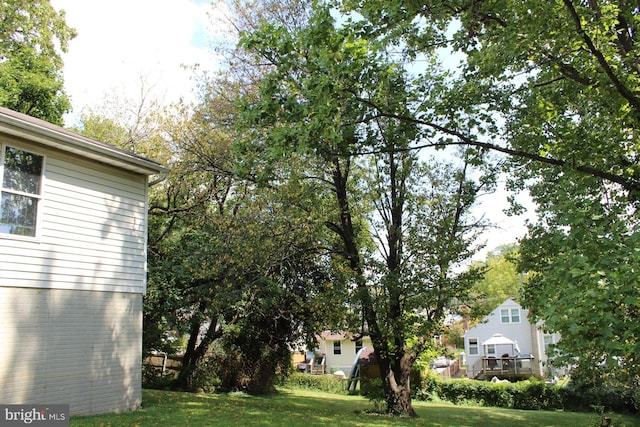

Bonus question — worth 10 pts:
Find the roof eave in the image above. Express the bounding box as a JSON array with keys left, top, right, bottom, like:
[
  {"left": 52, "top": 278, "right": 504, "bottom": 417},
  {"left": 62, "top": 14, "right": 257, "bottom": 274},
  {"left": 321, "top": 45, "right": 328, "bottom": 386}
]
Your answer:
[{"left": 0, "top": 107, "right": 169, "bottom": 176}]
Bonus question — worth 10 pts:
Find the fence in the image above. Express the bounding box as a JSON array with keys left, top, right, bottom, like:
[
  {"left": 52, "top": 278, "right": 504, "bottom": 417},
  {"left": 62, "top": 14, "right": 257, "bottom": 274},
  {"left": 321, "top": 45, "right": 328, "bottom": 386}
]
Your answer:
[{"left": 144, "top": 352, "right": 183, "bottom": 378}]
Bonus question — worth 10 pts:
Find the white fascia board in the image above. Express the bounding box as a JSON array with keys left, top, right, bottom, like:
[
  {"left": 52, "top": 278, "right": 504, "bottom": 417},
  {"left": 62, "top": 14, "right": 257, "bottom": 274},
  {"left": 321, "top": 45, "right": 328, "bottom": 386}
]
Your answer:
[{"left": 0, "top": 107, "right": 169, "bottom": 176}]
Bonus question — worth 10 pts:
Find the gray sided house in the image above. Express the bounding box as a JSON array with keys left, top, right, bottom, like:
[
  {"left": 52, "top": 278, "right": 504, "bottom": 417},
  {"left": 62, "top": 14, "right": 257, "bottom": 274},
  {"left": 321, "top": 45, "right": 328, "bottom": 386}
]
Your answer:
[
  {"left": 0, "top": 107, "right": 168, "bottom": 415},
  {"left": 463, "top": 298, "right": 563, "bottom": 381}
]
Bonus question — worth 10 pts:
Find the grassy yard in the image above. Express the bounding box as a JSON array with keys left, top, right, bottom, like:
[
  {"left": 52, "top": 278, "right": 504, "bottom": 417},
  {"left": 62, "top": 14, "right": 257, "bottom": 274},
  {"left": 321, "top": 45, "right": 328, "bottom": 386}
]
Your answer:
[{"left": 71, "top": 388, "right": 640, "bottom": 427}]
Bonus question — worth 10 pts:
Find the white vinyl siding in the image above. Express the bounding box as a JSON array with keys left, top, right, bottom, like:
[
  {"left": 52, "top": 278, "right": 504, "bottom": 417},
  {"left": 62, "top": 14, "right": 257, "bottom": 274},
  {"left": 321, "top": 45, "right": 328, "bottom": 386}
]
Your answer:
[
  {"left": 320, "top": 336, "right": 374, "bottom": 375},
  {"left": 0, "top": 287, "right": 143, "bottom": 416},
  {"left": 0, "top": 146, "right": 148, "bottom": 294},
  {"left": 0, "top": 110, "right": 164, "bottom": 417},
  {"left": 464, "top": 299, "right": 551, "bottom": 379}
]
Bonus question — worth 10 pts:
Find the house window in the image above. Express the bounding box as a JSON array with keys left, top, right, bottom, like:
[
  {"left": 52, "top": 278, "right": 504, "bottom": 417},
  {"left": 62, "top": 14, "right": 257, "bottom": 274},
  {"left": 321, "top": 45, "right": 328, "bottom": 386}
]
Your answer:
[
  {"left": 544, "top": 334, "right": 555, "bottom": 353},
  {"left": 501, "top": 308, "right": 520, "bottom": 323},
  {"left": 333, "top": 341, "right": 341, "bottom": 355},
  {"left": 355, "top": 339, "right": 363, "bottom": 354},
  {"left": 0, "top": 145, "right": 44, "bottom": 237},
  {"left": 487, "top": 344, "right": 496, "bottom": 356},
  {"left": 468, "top": 338, "right": 478, "bottom": 355}
]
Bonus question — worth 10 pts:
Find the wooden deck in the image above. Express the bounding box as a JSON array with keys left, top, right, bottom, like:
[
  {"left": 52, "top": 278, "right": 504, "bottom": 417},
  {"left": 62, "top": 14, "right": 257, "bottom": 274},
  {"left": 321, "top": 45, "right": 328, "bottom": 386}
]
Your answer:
[{"left": 475, "top": 356, "right": 536, "bottom": 380}]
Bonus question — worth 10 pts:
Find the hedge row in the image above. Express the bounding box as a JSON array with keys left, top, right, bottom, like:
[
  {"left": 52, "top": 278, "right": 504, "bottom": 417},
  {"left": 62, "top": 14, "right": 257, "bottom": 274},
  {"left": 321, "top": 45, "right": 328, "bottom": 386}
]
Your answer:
[
  {"left": 283, "top": 372, "right": 348, "bottom": 394},
  {"left": 283, "top": 372, "right": 638, "bottom": 414},
  {"left": 417, "top": 377, "right": 639, "bottom": 413}
]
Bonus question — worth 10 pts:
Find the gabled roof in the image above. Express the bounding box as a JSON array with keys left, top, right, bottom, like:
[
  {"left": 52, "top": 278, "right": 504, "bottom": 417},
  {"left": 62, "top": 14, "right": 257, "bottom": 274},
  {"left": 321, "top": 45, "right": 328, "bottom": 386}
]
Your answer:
[
  {"left": 483, "top": 298, "right": 524, "bottom": 317},
  {"left": 498, "top": 298, "right": 521, "bottom": 308},
  {"left": 0, "top": 107, "right": 168, "bottom": 176},
  {"left": 318, "top": 331, "right": 370, "bottom": 341},
  {"left": 319, "top": 331, "right": 349, "bottom": 340},
  {"left": 463, "top": 298, "right": 529, "bottom": 338}
]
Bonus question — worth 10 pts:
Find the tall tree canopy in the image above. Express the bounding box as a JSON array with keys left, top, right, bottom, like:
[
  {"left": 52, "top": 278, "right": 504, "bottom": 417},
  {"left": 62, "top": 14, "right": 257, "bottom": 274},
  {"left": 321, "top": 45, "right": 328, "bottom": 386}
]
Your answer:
[
  {"left": 238, "top": 5, "right": 490, "bottom": 415},
  {"left": 78, "top": 77, "right": 340, "bottom": 394},
  {"left": 465, "top": 244, "right": 522, "bottom": 322},
  {"left": 153, "top": 84, "right": 339, "bottom": 393},
  {"left": 338, "top": 0, "right": 640, "bottom": 385},
  {"left": 0, "top": 0, "right": 76, "bottom": 124}
]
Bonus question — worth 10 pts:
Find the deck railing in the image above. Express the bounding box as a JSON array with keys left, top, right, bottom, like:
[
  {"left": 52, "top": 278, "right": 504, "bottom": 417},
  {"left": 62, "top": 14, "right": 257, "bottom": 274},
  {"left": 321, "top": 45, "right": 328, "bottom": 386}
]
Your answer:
[{"left": 480, "top": 355, "right": 535, "bottom": 377}]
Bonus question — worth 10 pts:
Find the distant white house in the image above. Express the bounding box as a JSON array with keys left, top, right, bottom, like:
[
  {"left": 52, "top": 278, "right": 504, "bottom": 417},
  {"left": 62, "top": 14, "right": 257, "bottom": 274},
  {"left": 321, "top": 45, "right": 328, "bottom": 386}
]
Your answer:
[
  {"left": 463, "top": 298, "right": 562, "bottom": 380},
  {"left": 311, "top": 331, "right": 373, "bottom": 376},
  {"left": 0, "top": 107, "right": 168, "bottom": 415}
]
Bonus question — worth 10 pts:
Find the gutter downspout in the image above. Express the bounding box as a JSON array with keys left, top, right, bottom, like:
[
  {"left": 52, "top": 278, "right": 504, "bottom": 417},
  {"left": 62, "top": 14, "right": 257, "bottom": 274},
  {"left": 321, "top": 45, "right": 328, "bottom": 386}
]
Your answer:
[{"left": 149, "top": 170, "right": 169, "bottom": 187}]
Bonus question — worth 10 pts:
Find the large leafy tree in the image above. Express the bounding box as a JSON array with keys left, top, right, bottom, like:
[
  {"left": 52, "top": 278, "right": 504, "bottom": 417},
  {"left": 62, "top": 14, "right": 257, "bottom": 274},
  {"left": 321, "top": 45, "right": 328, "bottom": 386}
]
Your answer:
[
  {"left": 0, "top": 0, "right": 76, "bottom": 124},
  {"left": 238, "top": 6, "right": 489, "bottom": 416},
  {"left": 77, "top": 0, "right": 341, "bottom": 395},
  {"left": 338, "top": 0, "right": 640, "bottom": 385},
  {"left": 139, "top": 78, "right": 339, "bottom": 393},
  {"left": 465, "top": 244, "right": 522, "bottom": 322}
]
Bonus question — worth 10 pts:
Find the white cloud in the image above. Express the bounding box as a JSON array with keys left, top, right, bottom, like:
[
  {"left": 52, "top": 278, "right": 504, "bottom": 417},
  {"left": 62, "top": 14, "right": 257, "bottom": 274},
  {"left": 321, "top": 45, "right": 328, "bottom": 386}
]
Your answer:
[{"left": 50, "top": 0, "right": 223, "bottom": 124}]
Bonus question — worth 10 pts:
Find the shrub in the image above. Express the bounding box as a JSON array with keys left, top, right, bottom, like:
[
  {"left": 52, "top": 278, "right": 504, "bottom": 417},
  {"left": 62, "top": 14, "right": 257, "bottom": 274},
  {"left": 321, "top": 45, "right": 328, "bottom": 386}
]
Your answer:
[
  {"left": 436, "top": 379, "right": 488, "bottom": 405},
  {"left": 142, "top": 365, "right": 175, "bottom": 390},
  {"left": 632, "top": 386, "right": 640, "bottom": 412},
  {"left": 360, "top": 378, "right": 386, "bottom": 412},
  {"left": 510, "top": 378, "right": 562, "bottom": 410},
  {"left": 560, "top": 383, "right": 636, "bottom": 414},
  {"left": 416, "top": 369, "right": 443, "bottom": 401},
  {"left": 190, "top": 351, "right": 223, "bottom": 393},
  {"left": 417, "top": 376, "right": 636, "bottom": 414},
  {"left": 486, "top": 383, "right": 514, "bottom": 408},
  {"left": 283, "top": 372, "right": 347, "bottom": 394}
]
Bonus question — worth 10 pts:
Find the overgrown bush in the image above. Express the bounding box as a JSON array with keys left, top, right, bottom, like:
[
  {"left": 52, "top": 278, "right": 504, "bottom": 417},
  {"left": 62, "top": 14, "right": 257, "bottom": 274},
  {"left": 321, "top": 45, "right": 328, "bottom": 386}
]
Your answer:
[
  {"left": 283, "top": 372, "right": 347, "bottom": 394},
  {"left": 142, "top": 365, "right": 176, "bottom": 390},
  {"left": 510, "top": 379, "right": 563, "bottom": 410},
  {"left": 416, "top": 376, "right": 637, "bottom": 414},
  {"left": 190, "top": 351, "right": 223, "bottom": 393},
  {"left": 415, "top": 369, "right": 442, "bottom": 401},
  {"left": 632, "top": 387, "right": 640, "bottom": 412},
  {"left": 360, "top": 378, "right": 385, "bottom": 412},
  {"left": 559, "top": 383, "right": 636, "bottom": 414}
]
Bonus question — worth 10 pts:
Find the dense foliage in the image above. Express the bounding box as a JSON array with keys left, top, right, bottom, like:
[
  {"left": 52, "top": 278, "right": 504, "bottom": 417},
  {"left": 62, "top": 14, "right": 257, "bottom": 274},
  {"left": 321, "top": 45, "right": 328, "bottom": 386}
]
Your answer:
[
  {"left": 335, "top": 0, "right": 640, "bottom": 388},
  {"left": 0, "top": 0, "right": 76, "bottom": 124},
  {"left": 283, "top": 372, "right": 348, "bottom": 394},
  {"left": 237, "top": 4, "right": 492, "bottom": 415},
  {"left": 419, "top": 377, "right": 639, "bottom": 414},
  {"left": 78, "top": 0, "right": 640, "bottom": 411},
  {"left": 144, "top": 88, "right": 340, "bottom": 393}
]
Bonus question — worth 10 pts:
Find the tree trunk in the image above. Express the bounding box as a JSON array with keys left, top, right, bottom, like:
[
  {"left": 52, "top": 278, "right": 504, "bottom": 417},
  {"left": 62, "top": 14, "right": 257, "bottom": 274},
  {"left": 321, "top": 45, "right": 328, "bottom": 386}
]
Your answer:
[
  {"left": 379, "top": 351, "right": 417, "bottom": 417},
  {"left": 173, "top": 316, "right": 203, "bottom": 390},
  {"left": 174, "top": 310, "right": 222, "bottom": 390},
  {"left": 386, "top": 380, "right": 415, "bottom": 417},
  {"left": 328, "top": 155, "right": 417, "bottom": 416}
]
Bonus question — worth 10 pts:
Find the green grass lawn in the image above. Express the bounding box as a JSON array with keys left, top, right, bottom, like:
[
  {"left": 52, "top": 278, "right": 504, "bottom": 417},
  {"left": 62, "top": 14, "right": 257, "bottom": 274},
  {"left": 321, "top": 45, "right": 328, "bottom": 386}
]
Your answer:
[{"left": 71, "top": 388, "right": 640, "bottom": 427}]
